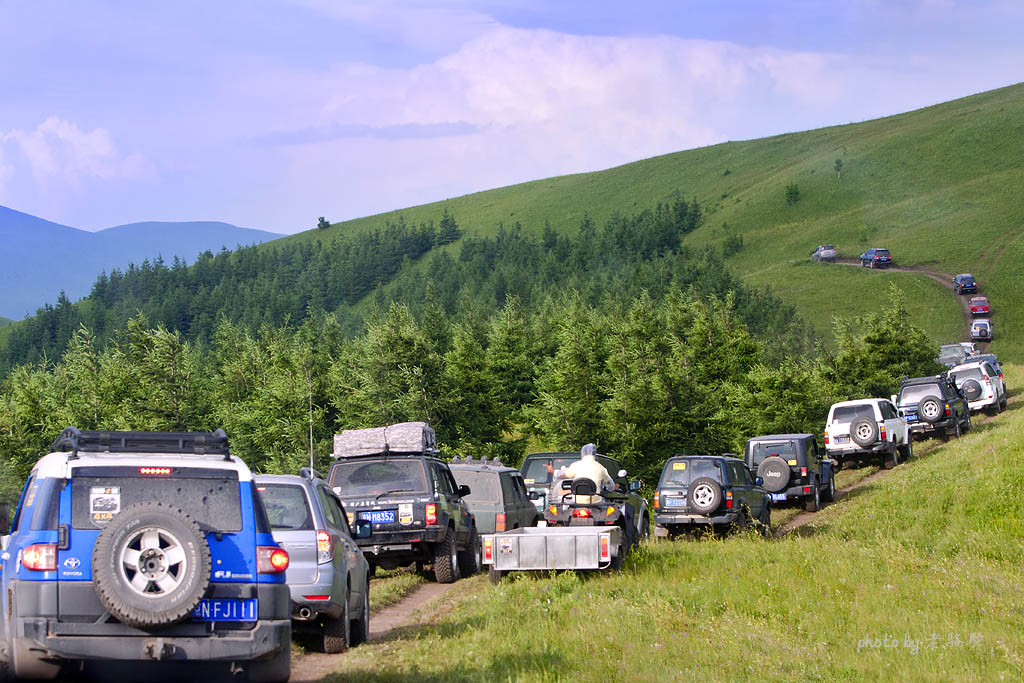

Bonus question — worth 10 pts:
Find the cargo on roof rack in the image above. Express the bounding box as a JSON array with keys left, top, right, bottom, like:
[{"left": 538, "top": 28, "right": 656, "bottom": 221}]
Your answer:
[
  {"left": 50, "top": 426, "right": 232, "bottom": 460},
  {"left": 332, "top": 421, "right": 436, "bottom": 458}
]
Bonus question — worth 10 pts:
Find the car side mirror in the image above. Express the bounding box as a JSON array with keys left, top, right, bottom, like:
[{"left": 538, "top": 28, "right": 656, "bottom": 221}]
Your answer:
[
  {"left": 355, "top": 520, "right": 372, "bottom": 539},
  {"left": 458, "top": 484, "right": 471, "bottom": 498},
  {"left": 629, "top": 480, "right": 642, "bottom": 492},
  {"left": 617, "top": 469, "right": 627, "bottom": 478},
  {"left": 755, "top": 477, "right": 764, "bottom": 487},
  {"left": 528, "top": 490, "right": 543, "bottom": 500}
]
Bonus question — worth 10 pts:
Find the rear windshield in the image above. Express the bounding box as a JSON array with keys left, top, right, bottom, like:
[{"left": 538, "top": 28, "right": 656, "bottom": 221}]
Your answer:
[
  {"left": 823, "top": 245, "right": 834, "bottom": 250},
  {"left": 951, "top": 368, "right": 984, "bottom": 385},
  {"left": 522, "top": 456, "right": 583, "bottom": 485},
  {"left": 749, "top": 441, "right": 798, "bottom": 469},
  {"left": 899, "top": 384, "right": 941, "bottom": 405},
  {"left": 659, "top": 459, "right": 721, "bottom": 486},
  {"left": 258, "top": 483, "right": 314, "bottom": 531},
  {"left": 70, "top": 468, "right": 242, "bottom": 532},
  {"left": 876, "top": 249, "right": 890, "bottom": 257},
  {"left": 830, "top": 404, "right": 875, "bottom": 423},
  {"left": 330, "top": 458, "right": 429, "bottom": 497},
  {"left": 938, "top": 347, "right": 966, "bottom": 364},
  {"left": 450, "top": 470, "right": 500, "bottom": 503}
]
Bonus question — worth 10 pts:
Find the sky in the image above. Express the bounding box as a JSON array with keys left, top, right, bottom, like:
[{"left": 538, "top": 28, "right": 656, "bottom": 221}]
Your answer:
[{"left": 0, "top": 1, "right": 1021, "bottom": 234}]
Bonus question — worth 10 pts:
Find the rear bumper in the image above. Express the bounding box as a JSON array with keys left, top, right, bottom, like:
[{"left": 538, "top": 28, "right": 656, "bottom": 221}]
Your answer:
[
  {"left": 654, "top": 511, "right": 741, "bottom": 527},
  {"left": 356, "top": 527, "right": 447, "bottom": 564},
  {"left": 826, "top": 441, "right": 894, "bottom": 458},
  {"left": 287, "top": 576, "right": 343, "bottom": 620}
]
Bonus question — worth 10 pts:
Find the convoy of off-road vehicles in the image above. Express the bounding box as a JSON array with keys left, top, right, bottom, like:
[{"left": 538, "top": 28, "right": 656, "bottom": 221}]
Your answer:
[{"left": 0, "top": 245, "right": 1006, "bottom": 681}]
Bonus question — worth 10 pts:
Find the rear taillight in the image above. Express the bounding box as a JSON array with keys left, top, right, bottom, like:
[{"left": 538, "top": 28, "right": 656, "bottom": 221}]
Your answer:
[
  {"left": 495, "top": 513, "right": 506, "bottom": 532},
  {"left": 483, "top": 537, "right": 493, "bottom": 562},
  {"left": 945, "top": 404, "right": 951, "bottom": 417},
  {"left": 800, "top": 467, "right": 807, "bottom": 477},
  {"left": 316, "top": 530, "right": 333, "bottom": 564},
  {"left": 139, "top": 467, "right": 172, "bottom": 475},
  {"left": 653, "top": 491, "right": 660, "bottom": 510},
  {"left": 548, "top": 505, "right": 558, "bottom": 517},
  {"left": 572, "top": 508, "right": 592, "bottom": 518},
  {"left": 803, "top": 487, "right": 811, "bottom": 494},
  {"left": 605, "top": 506, "right": 617, "bottom": 517},
  {"left": 600, "top": 535, "right": 610, "bottom": 561},
  {"left": 303, "top": 595, "right": 330, "bottom": 601},
  {"left": 425, "top": 504, "right": 437, "bottom": 525},
  {"left": 21, "top": 544, "right": 56, "bottom": 571},
  {"left": 880, "top": 425, "right": 887, "bottom": 440},
  {"left": 725, "top": 491, "right": 733, "bottom": 510},
  {"left": 258, "top": 546, "right": 290, "bottom": 574},
  {"left": 824, "top": 433, "right": 829, "bottom": 445}
]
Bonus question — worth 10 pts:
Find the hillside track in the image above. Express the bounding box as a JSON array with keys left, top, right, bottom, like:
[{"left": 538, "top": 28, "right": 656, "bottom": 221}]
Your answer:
[{"left": 831, "top": 258, "right": 981, "bottom": 347}]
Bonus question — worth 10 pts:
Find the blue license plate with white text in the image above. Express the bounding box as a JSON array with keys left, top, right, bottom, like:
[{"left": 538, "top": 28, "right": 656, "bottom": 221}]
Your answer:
[
  {"left": 771, "top": 493, "right": 787, "bottom": 502},
  {"left": 905, "top": 414, "right": 918, "bottom": 422},
  {"left": 834, "top": 435, "right": 850, "bottom": 444},
  {"left": 192, "top": 598, "right": 257, "bottom": 622},
  {"left": 360, "top": 509, "right": 396, "bottom": 524},
  {"left": 665, "top": 497, "right": 686, "bottom": 507}
]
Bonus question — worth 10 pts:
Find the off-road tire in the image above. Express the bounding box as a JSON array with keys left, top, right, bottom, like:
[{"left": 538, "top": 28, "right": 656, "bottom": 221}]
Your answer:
[
  {"left": 898, "top": 436, "right": 914, "bottom": 461},
  {"left": 883, "top": 445, "right": 899, "bottom": 470},
  {"left": 756, "top": 456, "right": 791, "bottom": 493},
  {"left": 457, "top": 526, "right": 482, "bottom": 577},
  {"left": 850, "top": 416, "right": 879, "bottom": 448},
  {"left": 323, "top": 595, "right": 350, "bottom": 654},
  {"left": 963, "top": 412, "right": 972, "bottom": 432},
  {"left": 918, "top": 396, "right": 943, "bottom": 424},
  {"left": 433, "top": 527, "right": 459, "bottom": 584},
  {"left": 92, "top": 502, "right": 210, "bottom": 628},
  {"left": 349, "top": 581, "right": 370, "bottom": 647},
  {"left": 804, "top": 479, "right": 821, "bottom": 512},
  {"left": 246, "top": 645, "right": 291, "bottom": 683},
  {"left": 759, "top": 506, "right": 772, "bottom": 539},
  {"left": 822, "top": 474, "right": 836, "bottom": 503},
  {"left": 947, "top": 417, "right": 962, "bottom": 439},
  {"left": 687, "top": 477, "right": 723, "bottom": 514}
]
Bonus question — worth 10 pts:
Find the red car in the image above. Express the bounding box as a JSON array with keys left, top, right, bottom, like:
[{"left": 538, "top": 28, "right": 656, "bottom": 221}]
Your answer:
[{"left": 969, "top": 296, "right": 990, "bottom": 316}]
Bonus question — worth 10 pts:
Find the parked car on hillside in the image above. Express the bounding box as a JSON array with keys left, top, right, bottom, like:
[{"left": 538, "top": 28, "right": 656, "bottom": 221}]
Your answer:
[
  {"left": 0, "top": 428, "right": 292, "bottom": 682},
  {"left": 949, "top": 360, "right": 1007, "bottom": 415},
  {"left": 938, "top": 343, "right": 970, "bottom": 367},
  {"left": 895, "top": 374, "right": 971, "bottom": 440},
  {"left": 449, "top": 458, "right": 539, "bottom": 534},
  {"left": 256, "top": 470, "right": 372, "bottom": 653},
  {"left": 653, "top": 455, "right": 771, "bottom": 538},
  {"left": 969, "top": 296, "right": 991, "bottom": 316},
  {"left": 824, "top": 398, "right": 911, "bottom": 469},
  {"left": 811, "top": 244, "right": 837, "bottom": 262},
  {"left": 860, "top": 248, "right": 892, "bottom": 268},
  {"left": 743, "top": 434, "right": 835, "bottom": 512},
  {"left": 952, "top": 273, "right": 978, "bottom": 294},
  {"left": 328, "top": 422, "right": 480, "bottom": 583},
  {"left": 970, "top": 319, "right": 993, "bottom": 341}
]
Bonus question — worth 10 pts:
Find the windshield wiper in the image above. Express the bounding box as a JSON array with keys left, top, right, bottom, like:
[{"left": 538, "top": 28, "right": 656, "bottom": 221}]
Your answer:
[{"left": 375, "top": 488, "right": 413, "bottom": 500}]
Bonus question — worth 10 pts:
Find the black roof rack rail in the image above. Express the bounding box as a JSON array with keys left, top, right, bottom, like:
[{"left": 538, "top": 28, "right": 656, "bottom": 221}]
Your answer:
[{"left": 50, "top": 427, "right": 231, "bottom": 461}]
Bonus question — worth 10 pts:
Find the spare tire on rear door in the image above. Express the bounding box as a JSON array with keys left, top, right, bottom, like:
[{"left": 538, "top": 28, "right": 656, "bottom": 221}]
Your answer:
[
  {"left": 849, "top": 416, "right": 879, "bottom": 447},
  {"left": 687, "top": 477, "right": 722, "bottom": 514},
  {"left": 756, "top": 457, "right": 791, "bottom": 493},
  {"left": 917, "top": 395, "right": 943, "bottom": 424},
  {"left": 961, "top": 380, "right": 982, "bottom": 402},
  {"left": 92, "top": 502, "right": 211, "bottom": 628}
]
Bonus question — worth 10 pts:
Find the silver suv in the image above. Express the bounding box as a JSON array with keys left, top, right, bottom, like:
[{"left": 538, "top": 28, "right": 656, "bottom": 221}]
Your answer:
[{"left": 256, "top": 470, "right": 372, "bottom": 654}]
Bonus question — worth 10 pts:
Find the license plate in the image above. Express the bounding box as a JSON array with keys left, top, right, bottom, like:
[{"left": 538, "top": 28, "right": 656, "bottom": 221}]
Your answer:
[
  {"left": 905, "top": 414, "right": 918, "bottom": 422},
  {"left": 192, "top": 598, "right": 257, "bottom": 622},
  {"left": 771, "top": 493, "right": 787, "bottom": 502},
  {"left": 665, "top": 497, "right": 686, "bottom": 507},
  {"left": 834, "top": 435, "right": 850, "bottom": 444},
  {"left": 360, "top": 509, "right": 396, "bottom": 524}
]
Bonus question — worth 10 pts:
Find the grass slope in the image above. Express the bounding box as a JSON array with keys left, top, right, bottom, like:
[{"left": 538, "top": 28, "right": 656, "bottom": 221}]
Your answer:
[
  {"left": 324, "top": 366, "right": 1024, "bottom": 681},
  {"left": 291, "top": 83, "right": 1024, "bottom": 360},
  {"left": 0, "top": 317, "right": 10, "bottom": 329}
]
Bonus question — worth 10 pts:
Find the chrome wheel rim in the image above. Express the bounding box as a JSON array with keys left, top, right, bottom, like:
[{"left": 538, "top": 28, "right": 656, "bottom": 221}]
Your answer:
[
  {"left": 692, "top": 484, "right": 714, "bottom": 508},
  {"left": 119, "top": 526, "right": 188, "bottom": 598}
]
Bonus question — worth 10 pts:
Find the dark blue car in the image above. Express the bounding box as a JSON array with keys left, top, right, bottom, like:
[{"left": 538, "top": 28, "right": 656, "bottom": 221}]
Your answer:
[{"left": 860, "top": 248, "right": 893, "bottom": 268}]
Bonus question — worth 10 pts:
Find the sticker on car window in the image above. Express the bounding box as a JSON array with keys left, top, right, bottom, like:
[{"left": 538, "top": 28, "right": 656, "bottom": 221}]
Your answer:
[
  {"left": 24, "top": 483, "right": 38, "bottom": 508},
  {"left": 672, "top": 462, "right": 686, "bottom": 470},
  {"left": 90, "top": 486, "right": 121, "bottom": 525},
  {"left": 523, "top": 479, "right": 534, "bottom": 485},
  {"left": 787, "top": 460, "right": 798, "bottom": 466}
]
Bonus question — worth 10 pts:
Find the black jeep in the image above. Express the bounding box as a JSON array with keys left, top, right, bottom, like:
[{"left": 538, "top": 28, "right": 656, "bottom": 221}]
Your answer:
[
  {"left": 327, "top": 422, "right": 480, "bottom": 583},
  {"left": 653, "top": 456, "right": 771, "bottom": 538},
  {"left": 744, "top": 434, "right": 835, "bottom": 512},
  {"left": 895, "top": 374, "right": 971, "bottom": 439}
]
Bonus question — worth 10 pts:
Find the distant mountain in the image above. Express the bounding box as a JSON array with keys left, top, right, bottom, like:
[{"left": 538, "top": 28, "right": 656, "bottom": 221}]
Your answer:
[
  {"left": 0, "top": 206, "right": 282, "bottom": 319},
  {"left": 0, "top": 316, "right": 11, "bottom": 329}
]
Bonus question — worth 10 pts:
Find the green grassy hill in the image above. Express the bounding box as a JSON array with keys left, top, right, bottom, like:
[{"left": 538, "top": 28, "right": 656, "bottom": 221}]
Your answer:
[
  {"left": 300, "top": 82, "right": 1024, "bottom": 360},
  {"left": 0, "top": 317, "right": 10, "bottom": 329},
  {"left": 322, "top": 366, "right": 1024, "bottom": 681}
]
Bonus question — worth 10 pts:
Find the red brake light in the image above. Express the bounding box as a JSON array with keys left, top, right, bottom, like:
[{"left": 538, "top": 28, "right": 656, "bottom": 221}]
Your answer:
[
  {"left": 600, "top": 535, "right": 610, "bottom": 560},
  {"left": 824, "top": 433, "right": 829, "bottom": 444},
  {"left": 725, "top": 491, "right": 733, "bottom": 509},
  {"left": 653, "top": 491, "right": 660, "bottom": 510},
  {"left": 303, "top": 595, "right": 331, "bottom": 601},
  {"left": 572, "top": 508, "right": 592, "bottom": 518},
  {"left": 495, "top": 513, "right": 506, "bottom": 532},
  {"left": 800, "top": 467, "right": 807, "bottom": 477},
  {"left": 425, "top": 504, "right": 437, "bottom": 525},
  {"left": 21, "top": 544, "right": 57, "bottom": 571},
  {"left": 316, "top": 530, "right": 333, "bottom": 564},
  {"left": 258, "top": 546, "right": 290, "bottom": 574},
  {"left": 945, "top": 404, "right": 951, "bottom": 416},
  {"left": 139, "top": 467, "right": 172, "bottom": 475}
]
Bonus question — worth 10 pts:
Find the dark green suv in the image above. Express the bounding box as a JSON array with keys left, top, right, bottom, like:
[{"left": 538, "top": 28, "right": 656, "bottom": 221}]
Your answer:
[
  {"left": 327, "top": 423, "right": 480, "bottom": 583},
  {"left": 449, "top": 458, "right": 538, "bottom": 534}
]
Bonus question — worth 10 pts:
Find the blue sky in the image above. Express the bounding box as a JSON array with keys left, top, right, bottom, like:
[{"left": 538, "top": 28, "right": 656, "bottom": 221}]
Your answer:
[{"left": 1, "top": 1, "right": 1021, "bottom": 234}]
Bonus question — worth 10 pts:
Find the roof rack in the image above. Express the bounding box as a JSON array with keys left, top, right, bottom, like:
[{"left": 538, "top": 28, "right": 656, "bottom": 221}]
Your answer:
[
  {"left": 332, "top": 422, "right": 437, "bottom": 459},
  {"left": 50, "top": 427, "right": 231, "bottom": 461}
]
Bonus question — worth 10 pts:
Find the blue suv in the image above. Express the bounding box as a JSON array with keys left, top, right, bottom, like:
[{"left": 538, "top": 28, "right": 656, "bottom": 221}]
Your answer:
[{"left": 0, "top": 428, "right": 292, "bottom": 681}]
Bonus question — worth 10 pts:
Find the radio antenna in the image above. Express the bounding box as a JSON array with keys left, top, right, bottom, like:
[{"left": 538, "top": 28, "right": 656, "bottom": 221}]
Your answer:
[{"left": 307, "top": 368, "right": 316, "bottom": 479}]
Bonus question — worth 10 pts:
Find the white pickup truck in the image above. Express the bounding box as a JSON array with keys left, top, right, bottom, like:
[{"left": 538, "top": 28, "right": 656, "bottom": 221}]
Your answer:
[{"left": 823, "top": 398, "right": 911, "bottom": 469}]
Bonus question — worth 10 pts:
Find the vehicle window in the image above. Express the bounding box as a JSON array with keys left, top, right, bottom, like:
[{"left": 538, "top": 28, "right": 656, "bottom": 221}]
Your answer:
[
  {"left": 330, "top": 459, "right": 429, "bottom": 496},
  {"left": 831, "top": 404, "right": 876, "bottom": 423},
  {"left": 899, "top": 383, "right": 942, "bottom": 405},
  {"left": 951, "top": 368, "right": 984, "bottom": 386},
  {"left": 938, "top": 347, "right": 965, "bottom": 364},
  {"left": 749, "top": 441, "right": 797, "bottom": 469},
  {"left": 598, "top": 456, "right": 621, "bottom": 477},
  {"left": 10, "top": 474, "right": 35, "bottom": 533},
  {"left": 522, "top": 456, "right": 579, "bottom": 484},
  {"left": 30, "top": 478, "right": 61, "bottom": 531},
  {"left": 317, "top": 486, "right": 344, "bottom": 530},
  {"left": 431, "top": 463, "right": 454, "bottom": 496},
  {"left": 450, "top": 470, "right": 499, "bottom": 503},
  {"left": 877, "top": 249, "right": 890, "bottom": 257},
  {"left": 660, "top": 459, "right": 721, "bottom": 485},
  {"left": 259, "top": 483, "right": 314, "bottom": 531},
  {"left": 445, "top": 469, "right": 462, "bottom": 496},
  {"left": 735, "top": 463, "right": 753, "bottom": 486},
  {"left": 879, "top": 402, "right": 896, "bottom": 419},
  {"left": 70, "top": 469, "right": 242, "bottom": 532},
  {"left": 512, "top": 475, "right": 529, "bottom": 502}
]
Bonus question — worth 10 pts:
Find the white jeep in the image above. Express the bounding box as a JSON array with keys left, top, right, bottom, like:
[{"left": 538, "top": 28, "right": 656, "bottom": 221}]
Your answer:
[
  {"left": 949, "top": 360, "right": 1007, "bottom": 415},
  {"left": 824, "top": 398, "right": 911, "bottom": 470}
]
